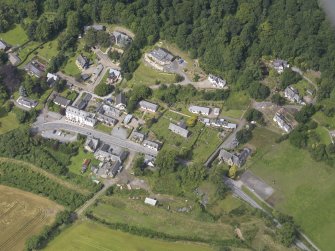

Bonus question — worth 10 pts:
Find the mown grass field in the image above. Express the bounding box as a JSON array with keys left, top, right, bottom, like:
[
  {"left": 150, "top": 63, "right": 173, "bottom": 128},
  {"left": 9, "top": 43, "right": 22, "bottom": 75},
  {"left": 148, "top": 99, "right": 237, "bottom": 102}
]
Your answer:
[
  {"left": 0, "top": 25, "right": 28, "bottom": 46},
  {"left": 313, "top": 111, "right": 335, "bottom": 130},
  {"left": 68, "top": 148, "right": 99, "bottom": 176},
  {"left": 44, "top": 220, "right": 214, "bottom": 251},
  {"left": 0, "top": 185, "right": 63, "bottom": 251},
  {"left": 127, "top": 62, "right": 176, "bottom": 87},
  {"left": 36, "top": 39, "right": 59, "bottom": 61},
  {"left": 224, "top": 91, "right": 251, "bottom": 111},
  {"left": 0, "top": 111, "right": 19, "bottom": 135},
  {"left": 246, "top": 127, "right": 335, "bottom": 250}
]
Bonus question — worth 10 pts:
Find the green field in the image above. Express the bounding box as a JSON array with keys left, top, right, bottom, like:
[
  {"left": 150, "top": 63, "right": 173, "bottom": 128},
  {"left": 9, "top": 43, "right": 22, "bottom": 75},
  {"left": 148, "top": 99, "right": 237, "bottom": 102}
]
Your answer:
[
  {"left": 0, "top": 25, "right": 28, "bottom": 46},
  {"left": 246, "top": 127, "right": 335, "bottom": 250},
  {"left": 62, "top": 56, "right": 81, "bottom": 76},
  {"left": 127, "top": 62, "right": 176, "bottom": 87},
  {"left": 44, "top": 220, "right": 213, "bottom": 251},
  {"left": 95, "top": 123, "right": 112, "bottom": 134},
  {"left": 314, "top": 126, "right": 332, "bottom": 144},
  {"left": 17, "top": 41, "right": 40, "bottom": 63},
  {"left": 0, "top": 111, "right": 19, "bottom": 135}
]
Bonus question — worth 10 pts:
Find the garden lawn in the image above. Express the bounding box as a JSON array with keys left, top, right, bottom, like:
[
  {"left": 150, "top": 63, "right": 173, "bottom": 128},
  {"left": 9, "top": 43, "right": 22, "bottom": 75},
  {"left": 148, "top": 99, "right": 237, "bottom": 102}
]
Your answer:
[
  {"left": 246, "top": 127, "right": 335, "bottom": 251},
  {"left": 0, "top": 111, "right": 19, "bottom": 135},
  {"left": 192, "top": 127, "right": 222, "bottom": 163},
  {"left": 44, "top": 220, "right": 213, "bottom": 251},
  {"left": 68, "top": 148, "right": 97, "bottom": 175},
  {"left": 36, "top": 39, "right": 59, "bottom": 61},
  {"left": 62, "top": 56, "right": 81, "bottom": 76},
  {"left": 95, "top": 122, "right": 112, "bottom": 134},
  {"left": 314, "top": 126, "right": 332, "bottom": 144},
  {"left": 0, "top": 25, "right": 28, "bottom": 46},
  {"left": 127, "top": 62, "right": 176, "bottom": 87},
  {"left": 150, "top": 111, "right": 203, "bottom": 151}
]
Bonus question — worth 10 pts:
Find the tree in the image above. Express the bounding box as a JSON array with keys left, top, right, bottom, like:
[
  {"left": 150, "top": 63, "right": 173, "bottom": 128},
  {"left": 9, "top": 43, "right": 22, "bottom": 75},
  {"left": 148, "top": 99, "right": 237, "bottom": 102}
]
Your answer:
[
  {"left": 245, "top": 109, "right": 264, "bottom": 124},
  {"left": 14, "top": 108, "right": 28, "bottom": 123},
  {"left": 271, "top": 93, "right": 286, "bottom": 106},
  {"left": 156, "top": 149, "right": 178, "bottom": 175},
  {"left": 236, "top": 129, "right": 252, "bottom": 144},
  {"left": 0, "top": 51, "right": 8, "bottom": 65},
  {"left": 248, "top": 82, "right": 270, "bottom": 100},
  {"left": 228, "top": 165, "right": 238, "bottom": 179},
  {"left": 94, "top": 83, "right": 114, "bottom": 97},
  {"left": 294, "top": 104, "right": 316, "bottom": 123},
  {"left": 276, "top": 222, "right": 297, "bottom": 247},
  {"left": 280, "top": 69, "right": 302, "bottom": 90},
  {"left": 289, "top": 129, "right": 308, "bottom": 148}
]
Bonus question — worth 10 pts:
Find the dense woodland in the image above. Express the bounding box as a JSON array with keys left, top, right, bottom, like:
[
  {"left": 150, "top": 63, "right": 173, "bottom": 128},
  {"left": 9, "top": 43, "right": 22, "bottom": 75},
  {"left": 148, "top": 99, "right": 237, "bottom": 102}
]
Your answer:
[{"left": 1, "top": 0, "right": 335, "bottom": 100}]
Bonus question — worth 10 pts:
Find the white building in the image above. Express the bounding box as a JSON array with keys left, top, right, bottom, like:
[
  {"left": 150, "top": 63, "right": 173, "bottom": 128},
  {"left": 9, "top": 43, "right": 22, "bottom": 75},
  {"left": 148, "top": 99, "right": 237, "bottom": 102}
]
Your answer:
[
  {"left": 208, "top": 74, "right": 226, "bottom": 88},
  {"left": 144, "top": 197, "right": 158, "bottom": 206},
  {"left": 16, "top": 96, "right": 38, "bottom": 109},
  {"left": 189, "top": 105, "right": 210, "bottom": 116},
  {"left": 272, "top": 59, "right": 289, "bottom": 74},
  {"left": 65, "top": 106, "right": 97, "bottom": 127},
  {"left": 143, "top": 140, "right": 160, "bottom": 151}
]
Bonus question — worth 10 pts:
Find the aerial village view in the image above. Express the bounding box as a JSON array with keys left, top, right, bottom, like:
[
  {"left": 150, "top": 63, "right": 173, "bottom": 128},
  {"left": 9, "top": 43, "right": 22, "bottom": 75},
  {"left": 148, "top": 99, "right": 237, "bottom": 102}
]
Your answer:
[{"left": 0, "top": 1, "right": 335, "bottom": 251}]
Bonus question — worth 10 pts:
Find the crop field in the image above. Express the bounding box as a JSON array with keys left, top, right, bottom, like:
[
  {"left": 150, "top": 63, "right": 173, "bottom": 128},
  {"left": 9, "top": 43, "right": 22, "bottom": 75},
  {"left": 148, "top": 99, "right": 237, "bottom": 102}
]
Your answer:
[
  {"left": 44, "top": 220, "right": 213, "bottom": 251},
  {"left": 127, "top": 61, "right": 176, "bottom": 87},
  {"left": 0, "top": 25, "right": 28, "bottom": 46},
  {"left": 0, "top": 185, "right": 63, "bottom": 251},
  {"left": 246, "top": 127, "right": 335, "bottom": 250}
]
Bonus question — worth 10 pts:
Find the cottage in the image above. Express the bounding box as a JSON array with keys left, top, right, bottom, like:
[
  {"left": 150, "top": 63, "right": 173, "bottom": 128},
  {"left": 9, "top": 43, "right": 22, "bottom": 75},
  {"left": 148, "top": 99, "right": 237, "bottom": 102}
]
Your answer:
[
  {"left": 47, "top": 73, "right": 58, "bottom": 86},
  {"left": 96, "top": 114, "right": 118, "bottom": 126},
  {"left": 84, "top": 137, "right": 99, "bottom": 152},
  {"left": 16, "top": 96, "right": 38, "bottom": 109},
  {"left": 112, "top": 31, "right": 132, "bottom": 47},
  {"left": 273, "top": 112, "right": 291, "bottom": 133},
  {"left": 219, "top": 148, "right": 251, "bottom": 167},
  {"left": 115, "top": 93, "right": 126, "bottom": 110},
  {"left": 208, "top": 74, "right": 226, "bottom": 88},
  {"left": 24, "top": 61, "right": 44, "bottom": 78},
  {"left": 81, "top": 74, "right": 90, "bottom": 81},
  {"left": 168, "top": 123, "right": 189, "bottom": 138},
  {"left": 53, "top": 95, "right": 71, "bottom": 108},
  {"left": 94, "top": 144, "right": 128, "bottom": 162},
  {"left": 130, "top": 131, "right": 145, "bottom": 143},
  {"left": 65, "top": 106, "right": 96, "bottom": 127},
  {"left": 76, "top": 55, "right": 89, "bottom": 70},
  {"left": 272, "top": 59, "right": 289, "bottom": 74},
  {"left": 144, "top": 197, "right": 158, "bottom": 206},
  {"left": 0, "top": 40, "right": 8, "bottom": 50},
  {"left": 284, "top": 86, "right": 303, "bottom": 104},
  {"left": 189, "top": 105, "right": 210, "bottom": 116},
  {"left": 8, "top": 53, "right": 20, "bottom": 66},
  {"left": 97, "top": 104, "right": 122, "bottom": 118},
  {"left": 143, "top": 140, "right": 160, "bottom": 151},
  {"left": 139, "top": 100, "right": 158, "bottom": 112},
  {"left": 74, "top": 93, "right": 92, "bottom": 110}
]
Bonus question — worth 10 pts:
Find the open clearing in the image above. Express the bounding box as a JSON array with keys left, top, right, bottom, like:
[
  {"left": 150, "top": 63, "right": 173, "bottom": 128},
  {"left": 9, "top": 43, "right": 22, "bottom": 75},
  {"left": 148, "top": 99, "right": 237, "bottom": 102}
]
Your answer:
[
  {"left": 44, "top": 220, "right": 213, "bottom": 251},
  {"left": 0, "top": 25, "right": 28, "bottom": 46},
  {"left": 0, "top": 111, "right": 19, "bottom": 135},
  {"left": 0, "top": 185, "right": 63, "bottom": 251},
  {"left": 246, "top": 127, "right": 335, "bottom": 250},
  {"left": 127, "top": 61, "right": 176, "bottom": 87}
]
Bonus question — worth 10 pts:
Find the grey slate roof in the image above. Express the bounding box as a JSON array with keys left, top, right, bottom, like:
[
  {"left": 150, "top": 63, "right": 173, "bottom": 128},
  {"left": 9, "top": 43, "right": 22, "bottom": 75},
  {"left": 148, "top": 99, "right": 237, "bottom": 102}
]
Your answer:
[
  {"left": 54, "top": 95, "right": 71, "bottom": 107},
  {"left": 115, "top": 93, "right": 126, "bottom": 106},
  {"left": 0, "top": 40, "right": 8, "bottom": 50},
  {"left": 168, "top": 123, "right": 189, "bottom": 138},
  {"left": 76, "top": 55, "right": 89, "bottom": 69},
  {"left": 24, "top": 62, "right": 44, "bottom": 78},
  {"left": 139, "top": 100, "right": 158, "bottom": 112},
  {"left": 149, "top": 48, "right": 174, "bottom": 63},
  {"left": 219, "top": 148, "right": 251, "bottom": 167}
]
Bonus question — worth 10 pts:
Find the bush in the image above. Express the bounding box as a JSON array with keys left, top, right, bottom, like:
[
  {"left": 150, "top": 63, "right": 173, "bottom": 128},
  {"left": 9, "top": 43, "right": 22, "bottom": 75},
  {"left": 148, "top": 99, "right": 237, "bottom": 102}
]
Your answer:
[
  {"left": 94, "top": 83, "right": 114, "bottom": 96},
  {"left": 248, "top": 82, "right": 270, "bottom": 100},
  {"left": 236, "top": 129, "right": 252, "bottom": 144}
]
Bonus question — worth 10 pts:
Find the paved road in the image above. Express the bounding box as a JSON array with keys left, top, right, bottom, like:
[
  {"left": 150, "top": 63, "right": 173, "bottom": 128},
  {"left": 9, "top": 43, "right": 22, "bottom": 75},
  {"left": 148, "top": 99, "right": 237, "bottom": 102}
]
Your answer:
[
  {"left": 93, "top": 49, "right": 120, "bottom": 69},
  {"left": 34, "top": 120, "right": 158, "bottom": 156}
]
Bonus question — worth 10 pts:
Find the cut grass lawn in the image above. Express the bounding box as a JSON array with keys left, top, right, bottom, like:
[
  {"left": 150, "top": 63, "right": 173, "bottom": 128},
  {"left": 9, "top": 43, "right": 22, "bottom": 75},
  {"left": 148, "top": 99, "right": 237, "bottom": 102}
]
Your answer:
[
  {"left": 62, "top": 56, "right": 81, "bottom": 77},
  {"left": 35, "top": 39, "right": 59, "bottom": 61},
  {"left": 0, "top": 25, "right": 28, "bottom": 46},
  {"left": 0, "top": 111, "right": 19, "bottom": 135},
  {"left": 246, "top": 127, "right": 335, "bottom": 250},
  {"left": 68, "top": 147, "right": 99, "bottom": 176},
  {"left": 95, "top": 122, "right": 112, "bottom": 134},
  {"left": 314, "top": 126, "right": 332, "bottom": 144},
  {"left": 127, "top": 61, "right": 176, "bottom": 87},
  {"left": 0, "top": 185, "right": 63, "bottom": 251},
  {"left": 44, "top": 220, "right": 213, "bottom": 251}
]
